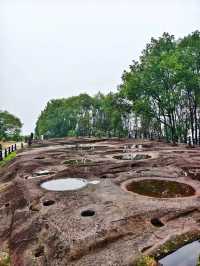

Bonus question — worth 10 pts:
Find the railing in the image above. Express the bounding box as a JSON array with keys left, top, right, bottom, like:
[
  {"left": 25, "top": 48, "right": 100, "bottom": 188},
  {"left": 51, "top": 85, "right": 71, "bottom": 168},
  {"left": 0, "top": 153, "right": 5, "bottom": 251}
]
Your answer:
[{"left": 0, "top": 143, "right": 24, "bottom": 161}]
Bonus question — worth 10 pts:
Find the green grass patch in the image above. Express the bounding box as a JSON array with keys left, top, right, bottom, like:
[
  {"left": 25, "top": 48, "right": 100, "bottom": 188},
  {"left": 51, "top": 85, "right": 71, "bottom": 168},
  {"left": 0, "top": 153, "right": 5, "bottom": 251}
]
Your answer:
[
  {"left": 0, "top": 152, "right": 16, "bottom": 167},
  {"left": 0, "top": 251, "right": 11, "bottom": 266},
  {"left": 134, "top": 255, "right": 157, "bottom": 266}
]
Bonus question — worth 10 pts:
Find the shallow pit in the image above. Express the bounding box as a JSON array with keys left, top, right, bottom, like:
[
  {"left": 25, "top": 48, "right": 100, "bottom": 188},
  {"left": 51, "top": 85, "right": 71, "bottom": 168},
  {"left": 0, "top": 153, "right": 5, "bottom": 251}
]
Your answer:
[
  {"left": 43, "top": 200, "right": 55, "bottom": 206},
  {"left": 40, "top": 178, "right": 88, "bottom": 191},
  {"left": 34, "top": 170, "right": 55, "bottom": 176},
  {"left": 63, "top": 159, "right": 92, "bottom": 165},
  {"left": 81, "top": 209, "right": 95, "bottom": 217},
  {"left": 125, "top": 179, "right": 195, "bottom": 198},
  {"left": 114, "top": 153, "right": 151, "bottom": 160},
  {"left": 34, "top": 246, "right": 44, "bottom": 258},
  {"left": 159, "top": 240, "right": 200, "bottom": 266},
  {"left": 151, "top": 217, "right": 164, "bottom": 227}
]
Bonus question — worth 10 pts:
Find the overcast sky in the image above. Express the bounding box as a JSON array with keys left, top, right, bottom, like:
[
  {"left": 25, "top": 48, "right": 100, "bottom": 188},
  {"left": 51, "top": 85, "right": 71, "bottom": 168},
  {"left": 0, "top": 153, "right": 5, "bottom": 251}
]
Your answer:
[{"left": 0, "top": 0, "right": 199, "bottom": 134}]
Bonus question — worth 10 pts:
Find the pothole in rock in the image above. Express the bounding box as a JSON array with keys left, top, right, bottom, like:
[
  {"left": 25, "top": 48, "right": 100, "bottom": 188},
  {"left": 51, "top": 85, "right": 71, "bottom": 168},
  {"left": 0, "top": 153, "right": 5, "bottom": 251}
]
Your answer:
[
  {"left": 63, "top": 159, "right": 93, "bottom": 165},
  {"left": 114, "top": 153, "right": 151, "bottom": 160},
  {"left": 43, "top": 200, "right": 55, "bottom": 206},
  {"left": 34, "top": 246, "right": 44, "bottom": 258},
  {"left": 33, "top": 170, "right": 55, "bottom": 177},
  {"left": 159, "top": 240, "right": 200, "bottom": 266},
  {"left": 125, "top": 179, "right": 195, "bottom": 198},
  {"left": 40, "top": 178, "right": 88, "bottom": 191},
  {"left": 34, "top": 156, "right": 45, "bottom": 160},
  {"left": 151, "top": 217, "right": 164, "bottom": 227},
  {"left": 81, "top": 209, "right": 95, "bottom": 217}
]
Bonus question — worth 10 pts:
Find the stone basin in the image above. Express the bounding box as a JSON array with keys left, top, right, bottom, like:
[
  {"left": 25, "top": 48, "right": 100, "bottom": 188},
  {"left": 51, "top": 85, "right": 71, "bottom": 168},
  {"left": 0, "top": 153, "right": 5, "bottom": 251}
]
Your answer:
[
  {"left": 40, "top": 178, "right": 100, "bottom": 191},
  {"left": 124, "top": 179, "right": 195, "bottom": 198}
]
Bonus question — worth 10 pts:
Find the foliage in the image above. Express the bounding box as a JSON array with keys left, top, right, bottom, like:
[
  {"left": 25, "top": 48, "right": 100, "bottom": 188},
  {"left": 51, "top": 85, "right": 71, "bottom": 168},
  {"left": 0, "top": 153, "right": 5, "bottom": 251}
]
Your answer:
[
  {"left": 120, "top": 31, "right": 200, "bottom": 143},
  {"left": 0, "top": 251, "right": 10, "bottom": 266},
  {"left": 134, "top": 255, "right": 157, "bottom": 266},
  {"left": 35, "top": 93, "right": 131, "bottom": 138},
  {"left": 0, "top": 111, "right": 22, "bottom": 141}
]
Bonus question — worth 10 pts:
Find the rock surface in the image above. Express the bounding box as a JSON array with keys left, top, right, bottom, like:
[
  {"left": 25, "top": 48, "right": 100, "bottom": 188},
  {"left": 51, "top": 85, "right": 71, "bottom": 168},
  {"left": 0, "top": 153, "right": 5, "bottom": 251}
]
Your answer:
[{"left": 0, "top": 138, "right": 200, "bottom": 265}]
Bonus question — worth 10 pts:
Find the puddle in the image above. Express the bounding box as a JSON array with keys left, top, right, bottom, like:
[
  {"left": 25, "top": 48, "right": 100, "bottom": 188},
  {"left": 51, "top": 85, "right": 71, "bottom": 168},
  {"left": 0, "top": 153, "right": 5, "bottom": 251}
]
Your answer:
[
  {"left": 159, "top": 241, "right": 200, "bottom": 266},
  {"left": 89, "top": 180, "right": 100, "bottom": 185},
  {"left": 41, "top": 178, "right": 100, "bottom": 191},
  {"left": 41, "top": 178, "right": 88, "bottom": 191},
  {"left": 126, "top": 179, "right": 195, "bottom": 198}
]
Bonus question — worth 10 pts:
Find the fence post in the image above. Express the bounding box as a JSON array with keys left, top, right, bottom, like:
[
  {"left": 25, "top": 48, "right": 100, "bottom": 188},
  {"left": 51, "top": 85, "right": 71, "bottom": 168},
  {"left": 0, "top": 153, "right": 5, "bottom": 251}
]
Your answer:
[
  {"left": 21, "top": 143, "right": 24, "bottom": 149},
  {"left": 4, "top": 149, "right": 7, "bottom": 157},
  {"left": 14, "top": 144, "right": 17, "bottom": 150},
  {"left": 0, "top": 150, "right": 3, "bottom": 161},
  {"left": 8, "top": 147, "right": 11, "bottom": 154},
  {"left": 188, "top": 136, "right": 192, "bottom": 147},
  {"left": 11, "top": 145, "right": 14, "bottom": 152}
]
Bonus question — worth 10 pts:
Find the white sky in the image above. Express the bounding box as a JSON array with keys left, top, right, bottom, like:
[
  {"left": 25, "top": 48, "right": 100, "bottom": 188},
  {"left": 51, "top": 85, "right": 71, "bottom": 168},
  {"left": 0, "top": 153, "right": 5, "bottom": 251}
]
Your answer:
[{"left": 0, "top": 0, "right": 199, "bottom": 134}]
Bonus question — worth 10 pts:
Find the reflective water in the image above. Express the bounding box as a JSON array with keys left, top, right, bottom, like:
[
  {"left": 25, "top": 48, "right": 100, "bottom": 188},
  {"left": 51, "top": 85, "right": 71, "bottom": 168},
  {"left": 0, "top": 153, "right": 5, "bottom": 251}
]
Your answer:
[
  {"left": 89, "top": 180, "right": 100, "bottom": 185},
  {"left": 41, "top": 178, "right": 88, "bottom": 191},
  {"left": 159, "top": 241, "right": 200, "bottom": 266}
]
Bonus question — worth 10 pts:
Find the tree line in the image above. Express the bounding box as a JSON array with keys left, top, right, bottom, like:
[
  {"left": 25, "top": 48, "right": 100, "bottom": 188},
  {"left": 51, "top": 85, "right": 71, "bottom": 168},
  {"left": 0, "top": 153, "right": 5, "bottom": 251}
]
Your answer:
[
  {"left": 35, "top": 93, "right": 131, "bottom": 138},
  {"left": 35, "top": 31, "right": 200, "bottom": 142}
]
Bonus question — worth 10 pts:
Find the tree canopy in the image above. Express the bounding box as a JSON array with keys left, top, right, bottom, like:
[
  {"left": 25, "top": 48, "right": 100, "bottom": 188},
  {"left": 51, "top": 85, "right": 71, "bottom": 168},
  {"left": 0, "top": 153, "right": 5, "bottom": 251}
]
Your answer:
[
  {"left": 0, "top": 111, "right": 22, "bottom": 141},
  {"left": 120, "top": 31, "right": 200, "bottom": 143},
  {"left": 35, "top": 93, "right": 131, "bottom": 138}
]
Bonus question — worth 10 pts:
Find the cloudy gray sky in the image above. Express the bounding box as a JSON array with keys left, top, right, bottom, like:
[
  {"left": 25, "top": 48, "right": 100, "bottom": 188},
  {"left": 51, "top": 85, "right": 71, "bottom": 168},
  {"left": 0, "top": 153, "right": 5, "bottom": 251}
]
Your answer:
[{"left": 0, "top": 0, "right": 199, "bottom": 134}]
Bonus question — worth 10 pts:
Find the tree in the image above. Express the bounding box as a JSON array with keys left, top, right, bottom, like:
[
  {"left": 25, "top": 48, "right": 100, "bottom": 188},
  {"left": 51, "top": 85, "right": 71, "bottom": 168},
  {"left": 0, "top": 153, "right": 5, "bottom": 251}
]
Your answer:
[{"left": 0, "top": 111, "right": 22, "bottom": 141}]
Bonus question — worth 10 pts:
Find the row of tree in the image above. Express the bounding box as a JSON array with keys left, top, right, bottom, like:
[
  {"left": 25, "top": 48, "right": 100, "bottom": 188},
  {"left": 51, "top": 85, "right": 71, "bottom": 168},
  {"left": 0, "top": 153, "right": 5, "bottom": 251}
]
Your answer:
[
  {"left": 0, "top": 111, "right": 22, "bottom": 141},
  {"left": 35, "top": 93, "right": 131, "bottom": 138},
  {"left": 36, "top": 31, "right": 200, "bottom": 142}
]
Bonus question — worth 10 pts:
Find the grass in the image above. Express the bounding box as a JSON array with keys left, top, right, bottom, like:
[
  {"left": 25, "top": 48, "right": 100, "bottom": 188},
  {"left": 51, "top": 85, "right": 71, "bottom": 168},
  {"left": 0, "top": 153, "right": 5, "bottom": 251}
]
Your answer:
[
  {"left": 0, "top": 251, "right": 10, "bottom": 266},
  {"left": 0, "top": 152, "right": 16, "bottom": 167},
  {"left": 134, "top": 255, "right": 157, "bottom": 266}
]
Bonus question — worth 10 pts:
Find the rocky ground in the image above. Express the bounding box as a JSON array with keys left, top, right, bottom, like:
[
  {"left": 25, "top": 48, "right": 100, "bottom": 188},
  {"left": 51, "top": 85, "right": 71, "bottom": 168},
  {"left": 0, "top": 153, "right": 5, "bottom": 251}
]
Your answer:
[{"left": 1, "top": 137, "right": 200, "bottom": 266}]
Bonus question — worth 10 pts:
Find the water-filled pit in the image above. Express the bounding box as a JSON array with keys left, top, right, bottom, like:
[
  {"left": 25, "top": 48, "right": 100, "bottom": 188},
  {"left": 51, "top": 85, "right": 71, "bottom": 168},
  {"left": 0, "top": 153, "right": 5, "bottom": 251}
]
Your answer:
[
  {"left": 125, "top": 179, "right": 195, "bottom": 198},
  {"left": 40, "top": 178, "right": 100, "bottom": 191},
  {"left": 41, "top": 178, "right": 88, "bottom": 191},
  {"left": 159, "top": 240, "right": 200, "bottom": 266}
]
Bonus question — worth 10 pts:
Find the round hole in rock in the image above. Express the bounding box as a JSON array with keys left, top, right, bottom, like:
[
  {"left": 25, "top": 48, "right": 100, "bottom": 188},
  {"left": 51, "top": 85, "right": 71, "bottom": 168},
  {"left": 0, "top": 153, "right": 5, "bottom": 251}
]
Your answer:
[
  {"left": 41, "top": 178, "right": 88, "bottom": 191},
  {"left": 100, "top": 175, "right": 107, "bottom": 179},
  {"left": 34, "top": 246, "right": 44, "bottom": 257},
  {"left": 43, "top": 200, "right": 55, "bottom": 206},
  {"left": 5, "top": 203, "right": 10, "bottom": 208},
  {"left": 34, "top": 157, "right": 45, "bottom": 160},
  {"left": 125, "top": 179, "right": 195, "bottom": 198},
  {"left": 151, "top": 218, "right": 164, "bottom": 227},
  {"left": 81, "top": 210, "right": 95, "bottom": 217}
]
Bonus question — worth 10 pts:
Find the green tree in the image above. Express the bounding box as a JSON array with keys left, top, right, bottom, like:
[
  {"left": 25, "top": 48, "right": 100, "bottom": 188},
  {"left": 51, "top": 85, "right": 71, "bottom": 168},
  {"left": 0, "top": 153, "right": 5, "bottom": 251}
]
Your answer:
[{"left": 0, "top": 111, "right": 22, "bottom": 141}]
